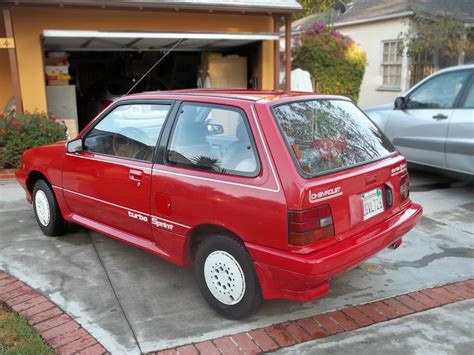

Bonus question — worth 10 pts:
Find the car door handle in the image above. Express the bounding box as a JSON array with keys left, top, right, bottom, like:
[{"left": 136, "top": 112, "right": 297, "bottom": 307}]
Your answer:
[
  {"left": 432, "top": 114, "right": 448, "bottom": 120},
  {"left": 129, "top": 169, "right": 143, "bottom": 181}
]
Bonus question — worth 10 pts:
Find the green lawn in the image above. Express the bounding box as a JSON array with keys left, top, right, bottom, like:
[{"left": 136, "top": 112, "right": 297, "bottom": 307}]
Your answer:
[{"left": 0, "top": 303, "right": 54, "bottom": 355}]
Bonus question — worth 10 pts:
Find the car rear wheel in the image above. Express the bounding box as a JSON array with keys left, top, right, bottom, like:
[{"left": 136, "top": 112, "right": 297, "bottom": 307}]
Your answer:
[
  {"left": 33, "top": 180, "right": 65, "bottom": 236},
  {"left": 194, "top": 233, "right": 262, "bottom": 319}
]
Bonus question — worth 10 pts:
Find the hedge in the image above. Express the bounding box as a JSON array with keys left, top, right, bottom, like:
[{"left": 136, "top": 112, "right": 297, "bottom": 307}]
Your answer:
[
  {"left": 293, "top": 23, "right": 367, "bottom": 102},
  {"left": 0, "top": 112, "right": 67, "bottom": 169}
]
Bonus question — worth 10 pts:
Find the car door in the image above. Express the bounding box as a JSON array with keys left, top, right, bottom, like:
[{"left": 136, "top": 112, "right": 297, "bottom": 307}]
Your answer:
[
  {"left": 149, "top": 101, "right": 274, "bottom": 263},
  {"left": 62, "top": 101, "right": 173, "bottom": 241},
  {"left": 385, "top": 69, "right": 471, "bottom": 168},
  {"left": 446, "top": 72, "right": 474, "bottom": 175}
]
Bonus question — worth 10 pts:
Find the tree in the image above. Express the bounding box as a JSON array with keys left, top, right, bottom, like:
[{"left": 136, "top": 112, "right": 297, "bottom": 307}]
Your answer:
[
  {"left": 295, "top": 0, "right": 338, "bottom": 20},
  {"left": 399, "top": 10, "right": 473, "bottom": 69}
]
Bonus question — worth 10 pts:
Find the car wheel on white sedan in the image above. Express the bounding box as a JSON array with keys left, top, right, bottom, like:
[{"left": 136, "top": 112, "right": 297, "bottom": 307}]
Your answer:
[{"left": 33, "top": 180, "right": 65, "bottom": 236}]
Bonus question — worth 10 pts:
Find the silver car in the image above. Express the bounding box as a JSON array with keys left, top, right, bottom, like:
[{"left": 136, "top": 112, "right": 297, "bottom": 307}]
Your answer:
[{"left": 365, "top": 64, "right": 474, "bottom": 179}]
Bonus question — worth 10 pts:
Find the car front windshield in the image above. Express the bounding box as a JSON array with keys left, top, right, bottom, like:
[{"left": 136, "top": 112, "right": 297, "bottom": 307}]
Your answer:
[{"left": 272, "top": 99, "right": 396, "bottom": 176}]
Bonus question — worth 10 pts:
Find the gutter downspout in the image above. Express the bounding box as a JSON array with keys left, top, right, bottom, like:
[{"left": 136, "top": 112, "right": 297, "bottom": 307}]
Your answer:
[
  {"left": 273, "top": 15, "right": 281, "bottom": 91},
  {"left": 2, "top": 9, "right": 22, "bottom": 113},
  {"left": 285, "top": 15, "right": 292, "bottom": 92}
]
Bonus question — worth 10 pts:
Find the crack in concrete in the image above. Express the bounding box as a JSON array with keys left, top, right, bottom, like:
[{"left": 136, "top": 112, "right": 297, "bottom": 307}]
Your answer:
[
  {"left": 382, "top": 246, "right": 474, "bottom": 270},
  {"left": 88, "top": 231, "right": 143, "bottom": 354},
  {"left": 419, "top": 216, "right": 474, "bottom": 236}
]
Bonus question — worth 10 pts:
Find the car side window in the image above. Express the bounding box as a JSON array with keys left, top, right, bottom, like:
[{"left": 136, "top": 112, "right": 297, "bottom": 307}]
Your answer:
[
  {"left": 166, "top": 103, "right": 259, "bottom": 177},
  {"left": 83, "top": 103, "right": 171, "bottom": 162},
  {"left": 462, "top": 80, "right": 474, "bottom": 108},
  {"left": 406, "top": 70, "right": 470, "bottom": 109}
]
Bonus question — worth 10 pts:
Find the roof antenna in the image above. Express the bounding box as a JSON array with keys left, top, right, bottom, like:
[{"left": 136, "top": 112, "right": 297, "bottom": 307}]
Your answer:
[{"left": 125, "top": 38, "right": 184, "bottom": 96}]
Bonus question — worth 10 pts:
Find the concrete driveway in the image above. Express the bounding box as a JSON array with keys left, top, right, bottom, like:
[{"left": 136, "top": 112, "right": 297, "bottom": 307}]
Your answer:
[
  {"left": 0, "top": 170, "right": 473, "bottom": 354},
  {"left": 274, "top": 299, "right": 474, "bottom": 355}
]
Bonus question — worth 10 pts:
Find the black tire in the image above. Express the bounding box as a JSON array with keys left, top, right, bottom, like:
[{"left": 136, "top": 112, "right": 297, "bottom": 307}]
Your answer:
[
  {"left": 32, "top": 179, "right": 65, "bottom": 236},
  {"left": 194, "top": 233, "right": 262, "bottom": 319}
]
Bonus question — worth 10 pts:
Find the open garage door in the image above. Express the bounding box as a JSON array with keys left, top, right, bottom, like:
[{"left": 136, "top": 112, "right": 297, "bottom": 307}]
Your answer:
[
  {"left": 41, "top": 30, "right": 278, "bottom": 133},
  {"left": 42, "top": 30, "right": 278, "bottom": 51}
]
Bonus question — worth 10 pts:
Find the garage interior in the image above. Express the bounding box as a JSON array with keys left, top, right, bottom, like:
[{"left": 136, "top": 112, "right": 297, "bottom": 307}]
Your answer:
[{"left": 42, "top": 30, "right": 278, "bottom": 132}]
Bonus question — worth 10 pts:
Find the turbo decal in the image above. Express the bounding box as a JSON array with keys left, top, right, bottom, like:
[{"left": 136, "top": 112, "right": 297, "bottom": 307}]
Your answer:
[
  {"left": 128, "top": 211, "right": 148, "bottom": 222},
  {"left": 151, "top": 217, "right": 174, "bottom": 231},
  {"left": 391, "top": 163, "right": 407, "bottom": 176}
]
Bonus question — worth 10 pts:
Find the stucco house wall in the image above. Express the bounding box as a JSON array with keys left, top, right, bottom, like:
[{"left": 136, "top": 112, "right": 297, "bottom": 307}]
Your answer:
[
  {"left": 0, "top": 16, "right": 13, "bottom": 111},
  {"left": 336, "top": 17, "right": 412, "bottom": 108}
]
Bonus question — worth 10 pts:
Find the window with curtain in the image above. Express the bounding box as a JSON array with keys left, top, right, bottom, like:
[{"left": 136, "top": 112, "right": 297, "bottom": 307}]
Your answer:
[{"left": 382, "top": 40, "right": 402, "bottom": 89}]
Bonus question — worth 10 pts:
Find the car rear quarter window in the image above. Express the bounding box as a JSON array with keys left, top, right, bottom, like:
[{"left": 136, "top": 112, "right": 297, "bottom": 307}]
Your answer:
[
  {"left": 272, "top": 99, "right": 395, "bottom": 176},
  {"left": 166, "top": 103, "right": 259, "bottom": 177},
  {"left": 83, "top": 103, "right": 171, "bottom": 162}
]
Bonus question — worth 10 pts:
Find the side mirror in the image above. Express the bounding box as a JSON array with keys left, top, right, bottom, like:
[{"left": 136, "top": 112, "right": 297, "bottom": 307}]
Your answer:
[
  {"left": 394, "top": 96, "right": 406, "bottom": 110},
  {"left": 206, "top": 123, "right": 224, "bottom": 135},
  {"left": 67, "top": 139, "right": 83, "bottom": 153}
]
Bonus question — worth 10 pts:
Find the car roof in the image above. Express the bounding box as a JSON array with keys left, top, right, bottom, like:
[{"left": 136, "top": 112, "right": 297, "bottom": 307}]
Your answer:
[
  {"left": 430, "top": 64, "right": 474, "bottom": 75},
  {"left": 403, "top": 63, "right": 474, "bottom": 97},
  {"left": 125, "top": 89, "right": 349, "bottom": 103}
]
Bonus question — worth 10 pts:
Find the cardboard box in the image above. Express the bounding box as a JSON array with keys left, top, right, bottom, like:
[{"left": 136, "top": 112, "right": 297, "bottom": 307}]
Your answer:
[
  {"left": 47, "top": 79, "right": 69, "bottom": 86},
  {"left": 44, "top": 57, "right": 69, "bottom": 66},
  {"left": 45, "top": 65, "right": 69, "bottom": 75},
  {"left": 207, "top": 56, "right": 247, "bottom": 89}
]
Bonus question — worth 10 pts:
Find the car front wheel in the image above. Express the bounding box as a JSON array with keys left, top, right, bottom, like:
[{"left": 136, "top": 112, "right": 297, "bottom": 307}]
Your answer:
[
  {"left": 32, "top": 179, "right": 65, "bottom": 236},
  {"left": 194, "top": 233, "right": 262, "bottom": 319}
]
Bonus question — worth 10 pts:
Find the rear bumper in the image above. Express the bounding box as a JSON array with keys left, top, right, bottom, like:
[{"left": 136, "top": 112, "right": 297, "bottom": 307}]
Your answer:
[{"left": 246, "top": 203, "right": 423, "bottom": 302}]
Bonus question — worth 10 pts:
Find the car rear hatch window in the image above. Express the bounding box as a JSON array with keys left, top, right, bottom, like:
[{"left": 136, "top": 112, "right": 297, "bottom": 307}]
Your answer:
[{"left": 272, "top": 99, "right": 396, "bottom": 177}]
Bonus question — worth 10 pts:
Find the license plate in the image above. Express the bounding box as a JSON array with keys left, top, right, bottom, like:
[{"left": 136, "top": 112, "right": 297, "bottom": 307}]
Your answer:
[{"left": 361, "top": 187, "right": 384, "bottom": 220}]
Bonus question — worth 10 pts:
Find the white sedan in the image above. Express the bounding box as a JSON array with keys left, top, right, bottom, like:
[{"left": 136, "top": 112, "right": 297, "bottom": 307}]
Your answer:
[{"left": 365, "top": 64, "right": 474, "bottom": 180}]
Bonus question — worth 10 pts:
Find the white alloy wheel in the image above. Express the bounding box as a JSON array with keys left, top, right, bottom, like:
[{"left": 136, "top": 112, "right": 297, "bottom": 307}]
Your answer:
[
  {"left": 35, "top": 190, "right": 51, "bottom": 226},
  {"left": 204, "top": 250, "right": 246, "bottom": 305}
]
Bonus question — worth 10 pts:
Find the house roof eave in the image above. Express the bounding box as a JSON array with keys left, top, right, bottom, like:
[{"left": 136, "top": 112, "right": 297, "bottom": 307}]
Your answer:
[
  {"left": 333, "top": 10, "right": 414, "bottom": 28},
  {"left": 1, "top": 0, "right": 303, "bottom": 14}
]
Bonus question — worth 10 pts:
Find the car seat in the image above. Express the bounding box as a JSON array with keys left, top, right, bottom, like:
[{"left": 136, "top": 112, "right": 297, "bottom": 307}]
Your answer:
[
  {"left": 170, "top": 107, "right": 212, "bottom": 163},
  {"left": 221, "top": 122, "right": 256, "bottom": 173}
]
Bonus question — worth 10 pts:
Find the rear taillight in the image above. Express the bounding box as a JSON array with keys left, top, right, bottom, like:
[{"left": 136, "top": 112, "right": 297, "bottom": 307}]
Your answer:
[
  {"left": 289, "top": 205, "right": 334, "bottom": 246},
  {"left": 400, "top": 174, "right": 410, "bottom": 201}
]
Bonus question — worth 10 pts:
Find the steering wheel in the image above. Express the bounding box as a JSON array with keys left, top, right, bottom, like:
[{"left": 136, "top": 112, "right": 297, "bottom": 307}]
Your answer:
[{"left": 112, "top": 127, "right": 148, "bottom": 160}]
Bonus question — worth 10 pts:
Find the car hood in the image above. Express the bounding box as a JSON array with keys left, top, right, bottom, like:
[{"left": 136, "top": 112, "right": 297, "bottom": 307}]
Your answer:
[
  {"left": 363, "top": 104, "right": 394, "bottom": 133},
  {"left": 364, "top": 103, "right": 394, "bottom": 113}
]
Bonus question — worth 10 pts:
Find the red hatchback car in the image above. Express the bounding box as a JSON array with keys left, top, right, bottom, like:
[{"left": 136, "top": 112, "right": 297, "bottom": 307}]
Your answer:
[{"left": 16, "top": 90, "right": 422, "bottom": 319}]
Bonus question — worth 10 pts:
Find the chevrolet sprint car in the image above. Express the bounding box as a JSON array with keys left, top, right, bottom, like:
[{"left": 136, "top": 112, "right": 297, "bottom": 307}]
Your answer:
[{"left": 16, "top": 90, "right": 422, "bottom": 319}]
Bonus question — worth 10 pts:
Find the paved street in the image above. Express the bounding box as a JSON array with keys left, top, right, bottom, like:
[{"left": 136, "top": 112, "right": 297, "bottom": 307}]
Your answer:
[{"left": 0, "top": 169, "right": 473, "bottom": 354}]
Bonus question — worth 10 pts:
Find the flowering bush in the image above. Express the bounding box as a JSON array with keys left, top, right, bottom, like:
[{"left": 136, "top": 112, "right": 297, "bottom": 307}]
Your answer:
[
  {"left": 0, "top": 112, "right": 67, "bottom": 169},
  {"left": 292, "top": 23, "right": 367, "bottom": 102}
]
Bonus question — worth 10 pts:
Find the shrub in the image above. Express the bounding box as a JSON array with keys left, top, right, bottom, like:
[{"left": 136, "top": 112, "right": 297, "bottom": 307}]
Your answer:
[
  {"left": 292, "top": 23, "right": 367, "bottom": 102},
  {"left": 0, "top": 112, "right": 67, "bottom": 169}
]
